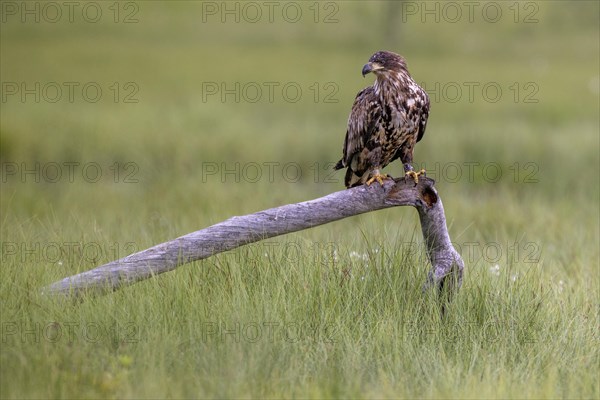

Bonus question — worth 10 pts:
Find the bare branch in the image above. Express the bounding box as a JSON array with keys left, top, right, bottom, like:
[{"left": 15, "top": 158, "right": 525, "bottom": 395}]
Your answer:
[{"left": 42, "top": 177, "right": 463, "bottom": 299}]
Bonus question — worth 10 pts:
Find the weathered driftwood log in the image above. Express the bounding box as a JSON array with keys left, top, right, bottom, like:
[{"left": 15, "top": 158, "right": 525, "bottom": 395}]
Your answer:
[{"left": 42, "top": 177, "right": 463, "bottom": 299}]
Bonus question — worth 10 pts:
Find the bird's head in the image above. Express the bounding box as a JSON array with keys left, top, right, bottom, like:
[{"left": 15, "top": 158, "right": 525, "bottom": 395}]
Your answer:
[{"left": 362, "top": 51, "right": 408, "bottom": 77}]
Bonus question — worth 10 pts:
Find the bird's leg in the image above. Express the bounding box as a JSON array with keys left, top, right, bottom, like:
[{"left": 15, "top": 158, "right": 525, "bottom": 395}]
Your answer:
[
  {"left": 365, "top": 168, "right": 390, "bottom": 186},
  {"left": 404, "top": 163, "right": 426, "bottom": 184}
]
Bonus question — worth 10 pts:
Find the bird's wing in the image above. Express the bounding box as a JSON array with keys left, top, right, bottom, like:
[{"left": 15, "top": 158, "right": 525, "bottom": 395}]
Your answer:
[
  {"left": 416, "top": 88, "right": 430, "bottom": 143},
  {"left": 341, "top": 87, "right": 379, "bottom": 166}
]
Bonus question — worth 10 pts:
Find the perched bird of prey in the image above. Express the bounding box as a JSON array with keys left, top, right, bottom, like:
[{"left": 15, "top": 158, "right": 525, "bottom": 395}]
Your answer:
[{"left": 334, "top": 51, "right": 430, "bottom": 188}]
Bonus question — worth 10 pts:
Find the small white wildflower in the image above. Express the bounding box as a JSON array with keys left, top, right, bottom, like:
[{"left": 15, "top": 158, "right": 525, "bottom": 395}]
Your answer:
[
  {"left": 489, "top": 264, "right": 500, "bottom": 276},
  {"left": 332, "top": 250, "right": 339, "bottom": 262},
  {"left": 558, "top": 280, "right": 564, "bottom": 293},
  {"left": 349, "top": 251, "right": 360, "bottom": 260},
  {"left": 511, "top": 273, "right": 518, "bottom": 282},
  {"left": 58, "top": 261, "right": 63, "bottom": 266}
]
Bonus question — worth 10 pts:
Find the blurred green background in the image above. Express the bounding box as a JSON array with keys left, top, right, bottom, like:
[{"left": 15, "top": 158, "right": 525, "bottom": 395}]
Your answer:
[{"left": 1, "top": 1, "right": 599, "bottom": 398}]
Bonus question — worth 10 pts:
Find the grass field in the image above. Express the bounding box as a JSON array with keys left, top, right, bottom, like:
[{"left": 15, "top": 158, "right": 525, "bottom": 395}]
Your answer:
[{"left": 1, "top": 1, "right": 599, "bottom": 398}]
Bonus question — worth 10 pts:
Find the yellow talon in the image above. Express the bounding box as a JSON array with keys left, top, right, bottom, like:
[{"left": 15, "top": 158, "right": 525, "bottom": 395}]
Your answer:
[
  {"left": 405, "top": 169, "right": 426, "bottom": 184},
  {"left": 366, "top": 171, "right": 389, "bottom": 186}
]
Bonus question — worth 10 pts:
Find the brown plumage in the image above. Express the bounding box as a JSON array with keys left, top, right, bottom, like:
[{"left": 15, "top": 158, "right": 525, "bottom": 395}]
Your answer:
[{"left": 334, "top": 51, "right": 430, "bottom": 188}]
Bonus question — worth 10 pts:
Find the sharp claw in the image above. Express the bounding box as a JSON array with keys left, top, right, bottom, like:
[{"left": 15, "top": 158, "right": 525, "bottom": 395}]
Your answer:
[
  {"left": 365, "top": 172, "right": 389, "bottom": 186},
  {"left": 405, "top": 169, "right": 426, "bottom": 184}
]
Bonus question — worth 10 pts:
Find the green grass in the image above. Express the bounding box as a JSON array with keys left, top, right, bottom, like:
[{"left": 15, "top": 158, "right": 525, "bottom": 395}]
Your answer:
[{"left": 1, "top": 1, "right": 599, "bottom": 398}]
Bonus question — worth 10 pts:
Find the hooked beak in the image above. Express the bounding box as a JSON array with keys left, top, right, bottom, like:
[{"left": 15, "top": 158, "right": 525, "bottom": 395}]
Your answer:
[{"left": 361, "top": 62, "right": 383, "bottom": 77}]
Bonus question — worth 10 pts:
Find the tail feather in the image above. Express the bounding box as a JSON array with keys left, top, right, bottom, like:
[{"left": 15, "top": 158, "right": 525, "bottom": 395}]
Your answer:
[
  {"left": 345, "top": 168, "right": 368, "bottom": 188},
  {"left": 334, "top": 159, "right": 367, "bottom": 188}
]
